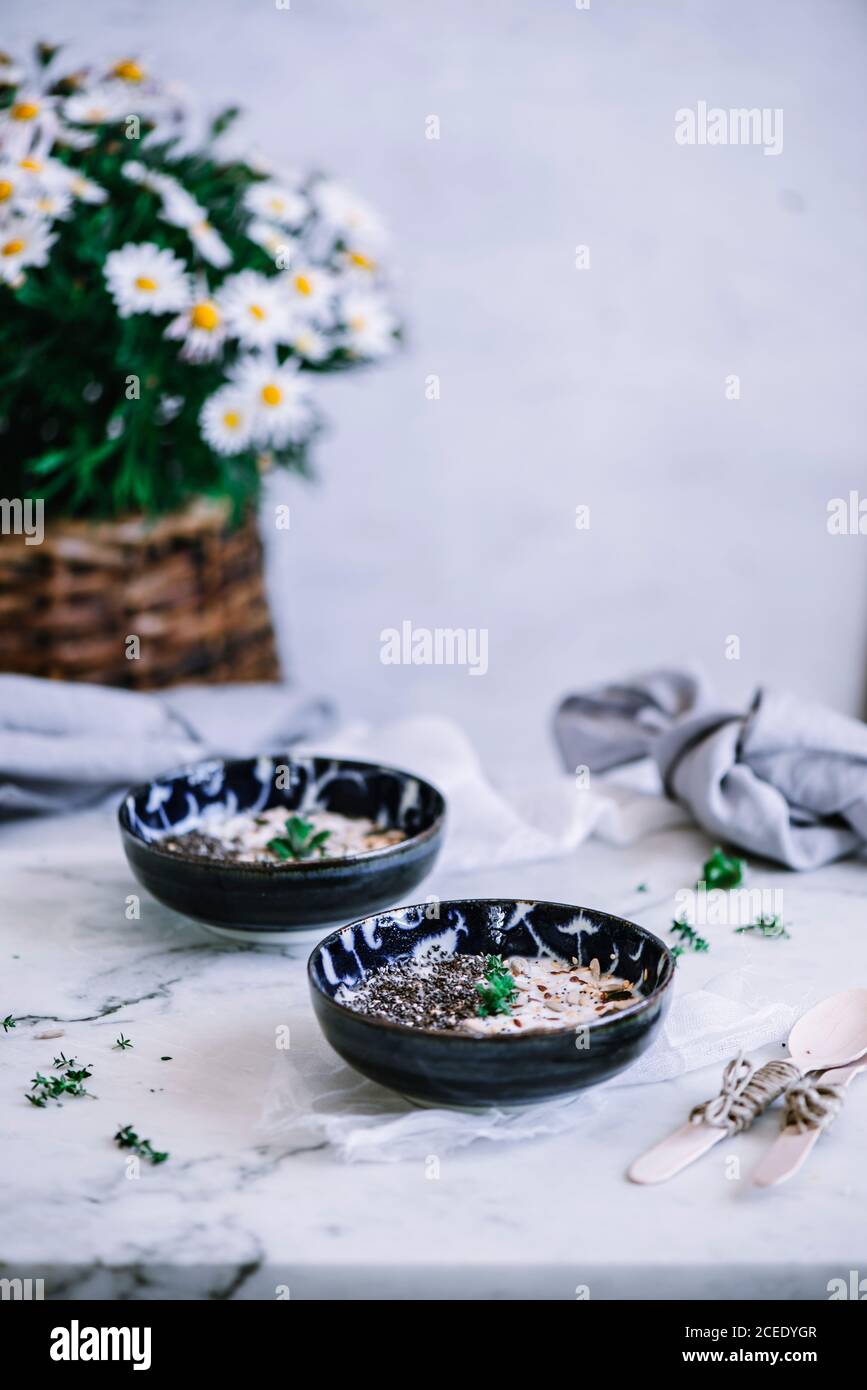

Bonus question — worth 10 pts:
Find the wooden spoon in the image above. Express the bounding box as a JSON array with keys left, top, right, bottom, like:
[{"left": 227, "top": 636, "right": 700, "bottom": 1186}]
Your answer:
[
  {"left": 627, "top": 988, "right": 867, "bottom": 1185},
  {"left": 752, "top": 1057, "right": 867, "bottom": 1188}
]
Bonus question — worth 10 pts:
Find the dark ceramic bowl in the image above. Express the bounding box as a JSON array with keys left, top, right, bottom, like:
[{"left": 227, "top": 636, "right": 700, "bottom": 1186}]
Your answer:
[
  {"left": 308, "top": 899, "right": 674, "bottom": 1106},
  {"left": 119, "top": 755, "right": 446, "bottom": 943}
]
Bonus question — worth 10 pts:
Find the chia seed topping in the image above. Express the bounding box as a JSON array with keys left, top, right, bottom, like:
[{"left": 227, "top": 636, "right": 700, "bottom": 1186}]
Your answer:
[{"left": 337, "top": 954, "right": 488, "bottom": 1030}]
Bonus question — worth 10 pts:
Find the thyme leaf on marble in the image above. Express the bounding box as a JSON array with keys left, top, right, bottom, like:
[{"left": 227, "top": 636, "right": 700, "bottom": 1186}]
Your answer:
[
  {"left": 266, "top": 815, "right": 332, "bottom": 862},
  {"left": 476, "top": 955, "right": 518, "bottom": 1017},
  {"left": 735, "top": 915, "right": 790, "bottom": 940},
  {"left": 114, "top": 1034, "right": 133, "bottom": 1050},
  {"left": 27, "top": 1055, "right": 93, "bottom": 1107},
  {"left": 114, "top": 1124, "right": 169, "bottom": 1165},
  {"left": 670, "top": 917, "right": 710, "bottom": 954},
  {"left": 698, "top": 846, "right": 746, "bottom": 890},
  {"left": 670, "top": 944, "right": 686, "bottom": 966},
  {"left": 2, "top": 1014, "right": 15, "bottom": 1032},
  {"left": 636, "top": 884, "right": 649, "bottom": 894}
]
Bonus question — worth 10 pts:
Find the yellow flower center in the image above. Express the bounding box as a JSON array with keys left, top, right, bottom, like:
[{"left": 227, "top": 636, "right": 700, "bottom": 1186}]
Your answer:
[
  {"left": 193, "top": 220, "right": 212, "bottom": 233},
  {"left": 11, "top": 101, "right": 40, "bottom": 121},
  {"left": 349, "top": 315, "right": 366, "bottom": 331},
  {"left": 223, "top": 410, "right": 241, "bottom": 430},
  {"left": 19, "top": 158, "right": 42, "bottom": 172},
  {"left": 268, "top": 197, "right": 285, "bottom": 214},
  {"left": 191, "top": 301, "right": 220, "bottom": 331},
  {"left": 0, "top": 180, "right": 13, "bottom": 202},
  {"left": 248, "top": 303, "right": 266, "bottom": 320},
  {"left": 348, "top": 251, "right": 375, "bottom": 271},
  {"left": 86, "top": 107, "right": 108, "bottom": 121},
  {"left": 2, "top": 239, "right": 25, "bottom": 257},
  {"left": 261, "top": 384, "right": 282, "bottom": 407},
  {"left": 135, "top": 275, "right": 158, "bottom": 291},
  {"left": 293, "top": 274, "right": 312, "bottom": 296},
  {"left": 112, "top": 59, "right": 145, "bottom": 83}
]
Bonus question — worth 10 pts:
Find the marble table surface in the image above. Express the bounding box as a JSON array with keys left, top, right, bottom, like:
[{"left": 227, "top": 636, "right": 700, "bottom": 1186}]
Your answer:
[{"left": 2, "top": 802, "right": 866, "bottom": 1301}]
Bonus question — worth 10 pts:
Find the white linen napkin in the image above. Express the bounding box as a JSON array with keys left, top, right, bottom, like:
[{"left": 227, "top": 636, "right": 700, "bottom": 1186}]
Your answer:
[{"left": 299, "top": 714, "right": 690, "bottom": 872}]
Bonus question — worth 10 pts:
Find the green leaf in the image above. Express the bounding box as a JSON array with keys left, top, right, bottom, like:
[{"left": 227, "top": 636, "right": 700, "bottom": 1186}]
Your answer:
[
  {"left": 209, "top": 105, "right": 241, "bottom": 140},
  {"left": 699, "top": 847, "right": 746, "bottom": 890}
]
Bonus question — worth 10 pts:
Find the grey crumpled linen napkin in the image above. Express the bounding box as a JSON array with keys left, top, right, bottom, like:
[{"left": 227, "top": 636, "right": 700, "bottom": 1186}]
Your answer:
[
  {"left": 554, "top": 671, "right": 867, "bottom": 870},
  {"left": 0, "top": 674, "right": 334, "bottom": 817}
]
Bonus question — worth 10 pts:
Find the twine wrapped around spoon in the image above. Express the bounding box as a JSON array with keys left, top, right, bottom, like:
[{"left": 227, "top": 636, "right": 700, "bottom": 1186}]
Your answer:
[
  {"left": 691, "top": 1052, "right": 848, "bottom": 1136},
  {"left": 782, "top": 1077, "right": 846, "bottom": 1133},
  {"left": 689, "top": 1053, "right": 800, "bottom": 1134}
]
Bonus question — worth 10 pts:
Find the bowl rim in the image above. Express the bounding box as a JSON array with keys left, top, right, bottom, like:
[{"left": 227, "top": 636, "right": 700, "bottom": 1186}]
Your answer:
[
  {"left": 117, "top": 753, "right": 447, "bottom": 876},
  {"left": 307, "top": 897, "right": 675, "bottom": 1043}
]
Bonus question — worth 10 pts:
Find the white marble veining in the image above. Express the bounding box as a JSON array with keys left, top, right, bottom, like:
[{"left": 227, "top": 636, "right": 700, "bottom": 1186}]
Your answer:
[{"left": 1, "top": 804, "right": 866, "bottom": 1299}]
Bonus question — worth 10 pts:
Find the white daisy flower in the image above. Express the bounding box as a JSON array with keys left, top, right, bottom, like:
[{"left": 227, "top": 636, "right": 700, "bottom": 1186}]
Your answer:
[
  {"left": 243, "top": 181, "right": 307, "bottom": 229},
  {"left": 0, "top": 155, "right": 107, "bottom": 213},
  {"left": 107, "top": 57, "right": 149, "bottom": 85},
  {"left": 313, "top": 179, "right": 386, "bottom": 251},
  {"left": 165, "top": 285, "right": 227, "bottom": 362},
  {"left": 218, "top": 269, "right": 291, "bottom": 348},
  {"left": 0, "top": 162, "right": 33, "bottom": 215},
  {"left": 228, "top": 353, "right": 314, "bottom": 448},
  {"left": 188, "top": 218, "right": 232, "bottom": 268},
  {"left": 283, "top": 264, "right": 337, "bottom": 323},
  {"left": 339, "top": 290, "right": 398, "bottom": 358},
  {"left": 246, "top": 219, "right": 297, "bottom": 267},
  {"left": 122, "top": 164, "right": 202, "bottom": 224},
  {"left": 120, "top": 162, "right": 225, "bottom": 263},
  {"left": 290, "top": 325, "right": 330, "bottom": 364},
  {"left": 67, "top": 172, "right": 108, "bottom": 205},
  {"left": 3, "top": 91, "right": 59, "bottom": 158},
  {"left": 120, "top": 159, "right": 148, "bottom": 185},
  {"left": 53, "top": 124, "right": 97, "bottom": 151},
  {"left": 0, "top": 213, "right": 57, "bottom": 284},
  {"left": 336, "top": 247, "right": 380, "bottom": 278},
  {"left": 64, "top": 85, "right": 131, "bottom": 125},
  {"left": 7, "top": 92, "right": 50, "bottom": 125},
  {"left": 199, "top": 386, "right": 255, "bottom": 455},
  {"left": 32, "top": 185, "right": 74, "bottom": 221},
  {"left": 154, "top": 175, "right": 206, "bottom": 230},
  {"left": 104, "top": 242, "right": 191, "bottom": 317}
]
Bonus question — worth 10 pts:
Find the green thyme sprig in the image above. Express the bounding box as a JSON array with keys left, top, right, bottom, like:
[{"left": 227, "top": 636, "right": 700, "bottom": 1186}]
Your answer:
[
  {"left": 113, "top": 1034, "right": 133, "bottom": 1050},
  {"left": 475, "top": 955, "right": 518, "bottom": 1018},
  {"left": 266, "top": 815, "right": 332, "bottom": 862},
  {"left": 114, "top": 1125, "right": 169, "bottom": 1165},
  {"left": 27, "top": 1054, "right": 93, "bottom": 1107},
  {"left": 735, "top": 915, "right": 790, "bottom": 940},
  {"left": 698, "top": 846, "right": 746, "bottom": 890},
  {"left": 670, "top": 917, "right": 710, "bottom": 954},
  {"left": 2, "top": 1014, "right": 15, "bottom": 1032}
]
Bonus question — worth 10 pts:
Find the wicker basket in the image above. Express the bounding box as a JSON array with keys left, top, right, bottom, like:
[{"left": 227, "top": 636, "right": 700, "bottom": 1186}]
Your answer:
[{"left": 0, "top": 497, "right": 281, "bottom": 689}]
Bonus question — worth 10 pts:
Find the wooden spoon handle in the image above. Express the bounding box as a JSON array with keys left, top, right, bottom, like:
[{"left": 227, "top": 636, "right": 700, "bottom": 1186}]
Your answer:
[
  {"left": 752, "top": 1064, "right": 862, "bottom": 1189},
  {"left": 628, "top": 1056, "right": 798, "bottom": 1185},
  {"left": 627, "top": 1120, "right": 726, "bottom": 1184}
]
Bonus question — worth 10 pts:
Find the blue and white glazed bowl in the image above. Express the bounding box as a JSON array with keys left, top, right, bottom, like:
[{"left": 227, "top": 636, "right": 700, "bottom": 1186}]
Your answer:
[
  {"left": 119, "top": 754, "right": 446, "bottom": 944},
  {"left": 309, "top": 899, "right": 674, "bottom": 1106}
]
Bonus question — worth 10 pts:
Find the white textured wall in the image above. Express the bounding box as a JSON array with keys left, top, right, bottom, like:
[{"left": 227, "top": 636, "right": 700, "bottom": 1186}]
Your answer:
[{"left": 9, "top": 0, "right": 867, "bottom": 768}]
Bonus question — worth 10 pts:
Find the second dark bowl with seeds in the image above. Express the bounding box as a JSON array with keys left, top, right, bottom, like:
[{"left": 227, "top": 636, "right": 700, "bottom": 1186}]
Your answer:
[{"left": 308, "top": 899, "right": 674, "bottom": 1106}]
